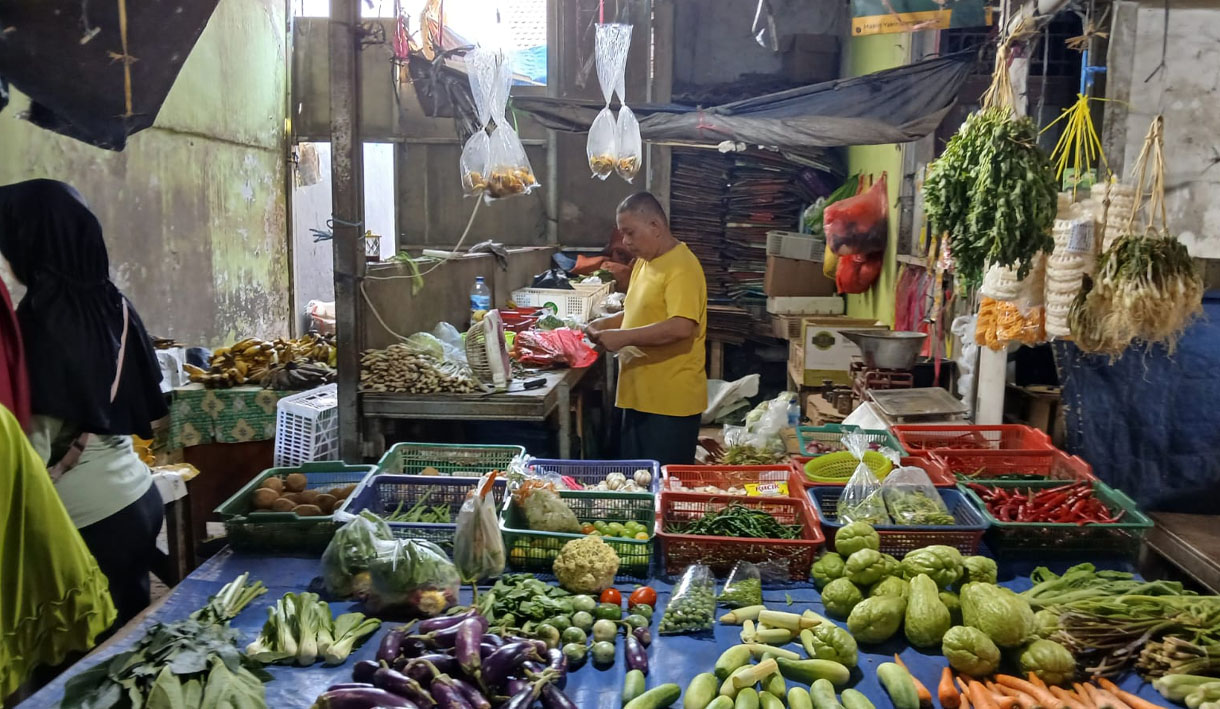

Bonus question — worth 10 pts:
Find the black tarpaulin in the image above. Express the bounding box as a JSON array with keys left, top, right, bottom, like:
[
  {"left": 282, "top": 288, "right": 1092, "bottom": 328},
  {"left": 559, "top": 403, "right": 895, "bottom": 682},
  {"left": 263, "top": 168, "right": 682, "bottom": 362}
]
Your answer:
[
  {"left": 512, "top": 50, "right": 976, "bottom": 149},
  {"left": 0, "top": 1, "right": 220, "bottom": 150}
]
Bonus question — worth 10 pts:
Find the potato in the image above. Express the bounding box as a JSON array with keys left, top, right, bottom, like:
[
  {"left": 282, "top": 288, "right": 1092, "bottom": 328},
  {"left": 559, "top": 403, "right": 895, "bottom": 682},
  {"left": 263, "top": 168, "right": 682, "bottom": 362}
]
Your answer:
[
  {"left": 259, "top": 477, "right": 284, "bottom": 493},
  {"left": 293, "top": 504, "right": 323, "bottom": 517},
  {"left": 252, "top": 488, "right": 280, "bottom": 510},
  {"left": 270, "top": 497, "right": 296, "bottom": 512},
  {"left": 282, "top": 492, "right": 303, "bottom": 505},
  {"left": 420, "top": 466, "right": 441, "bottom": 476},
  {"left": 332, "top": 484, "right": 357, "bottom": 500},
  {"left": 315, "top": 493, "right": 338, "bottom": 514},
  {"left": 284, "top": 473, "right": 308, "bottom": 493},
  {"left": 297, "top": 489, "right": 320, "bottom": 505}
]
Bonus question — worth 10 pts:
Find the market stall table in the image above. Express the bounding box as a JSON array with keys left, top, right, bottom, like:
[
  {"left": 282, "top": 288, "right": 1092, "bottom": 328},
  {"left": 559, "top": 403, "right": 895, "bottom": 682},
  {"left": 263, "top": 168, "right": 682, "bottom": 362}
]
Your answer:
[{"left": 22, "top": 549, "right": 1171, "bottom": 709}]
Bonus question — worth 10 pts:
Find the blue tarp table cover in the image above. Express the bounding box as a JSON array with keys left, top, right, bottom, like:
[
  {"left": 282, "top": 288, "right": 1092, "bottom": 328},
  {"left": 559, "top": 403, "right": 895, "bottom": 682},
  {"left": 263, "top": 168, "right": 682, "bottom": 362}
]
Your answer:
[{"left": 22, "top": 549, "right": 1172, "bottom": 709}]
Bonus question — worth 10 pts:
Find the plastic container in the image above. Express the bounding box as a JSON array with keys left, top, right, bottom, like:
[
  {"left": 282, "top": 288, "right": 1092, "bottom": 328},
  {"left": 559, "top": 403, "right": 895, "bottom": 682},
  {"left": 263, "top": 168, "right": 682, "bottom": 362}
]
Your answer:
[
  {"left": 661, "top": 464, "right": 794, "bottom": 497},
  {"left": 792, "top": 451, "right": 893, "bottom": 486},
  {"left": 215, "top": 462, "right": 376, "bottom": 553},
  {"left": 929, "top": 449, "right": 1095, "bottom": 482},
  {"left": 470, "top": 276, "right": 491, "bottom": 325},
  {"left": 807, "top": 487, "right": 988, "bottom": 556},
  {"left": 957, "top": 479, "right": 1152, "bottom": 558},
  {"left": 274, "top": 384, "right": 339, "bottom": 467},
  {"left": 790, "top": 455, "right": 956, "bottom": 488},
  {"left": 499, "top": 489, "right": 655, "bottom": 582},
  {"left": 510, "top": 281, "right": 613, "bottom": 320},
  {"left": 894, "top": 424, "right": 1054, "bottom": 453},
  {"left": 796, "top": 424, "right": 905, "bottom": 457},
  {"left": 377, "top": 442, "right": 525, "bottom": 476},
  {"left": 528, "top": 458, "right": 661, "bottom": 494},
  {"left": 655, "top": 492, "right": 824, "bottom": 580},
  {"left": 338, "top": 474, "right": 508, "bottom": 550}
]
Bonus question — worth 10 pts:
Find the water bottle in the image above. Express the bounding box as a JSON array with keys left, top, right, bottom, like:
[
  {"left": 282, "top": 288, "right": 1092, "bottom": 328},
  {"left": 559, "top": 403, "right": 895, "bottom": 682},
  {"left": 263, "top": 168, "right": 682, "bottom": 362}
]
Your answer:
[
  {"left": 470, "top": 276, "right": 491, "bottom": 325},
  {"left": 787, "top": 394, "right": 800, "bottom": 426}
]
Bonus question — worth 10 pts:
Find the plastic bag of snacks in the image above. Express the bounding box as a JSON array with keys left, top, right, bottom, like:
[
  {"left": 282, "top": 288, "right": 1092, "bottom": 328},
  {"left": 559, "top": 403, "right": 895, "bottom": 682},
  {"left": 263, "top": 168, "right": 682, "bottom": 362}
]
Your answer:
[
  {"left": 459, "top": 49, "right": 498, "bottom": 198},
  {"left": 659, "top": 563, "right": 715, "bottom": 635},
  {"left": 453, "top": 473, "right": 506, "bottom": 582},
  {"left": 615, "top": 102, "right": 642, "bottom": 181},
  {"left": 835, "top": 433, "right": 892, "bottom": 525},
  {"left": 481, "top": 50, "right": 537, "bottom": 201},
  {"left": 717, "top": 561, "right": 762, "bottom": 608},
  {"left": 587, "top": 23, "right": 632, "bottom": 179},
  {"left": 881, "top": 465, "right": 955, "bottom": 526}
]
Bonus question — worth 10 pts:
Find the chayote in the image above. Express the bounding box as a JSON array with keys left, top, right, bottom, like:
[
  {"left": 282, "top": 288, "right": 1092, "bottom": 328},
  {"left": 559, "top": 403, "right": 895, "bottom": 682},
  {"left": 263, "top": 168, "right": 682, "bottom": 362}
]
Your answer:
[
  {"left": 961, "top": 555, "right": 998, "bottom": 585},
  {"left": 1019, "top": 638, "right": 1077, "bottom": 685},
  {"left": 846, "top": 595, "right": 906, "bottom": 644},
  {"left": 940, "top": 591, "right": 963, "bottom": 626},
  {"left": 835, "top": 521, "right": 881, "bottom": 556},
  {"left": 941, "top": 625, "right": 1001, "bottom": 677},
  {"left": 846, "top": 548, "right": 889, "bottom": 587},
  {"left": 901, "top": 545, "right": 964, "bottom": 589},
  {"left": 1033, "top": 609, "right": 1059, "bottom": 639},
  {"left": 869, "top": 576, "right": 910, "bottom": 600},
  {"left": 803, "top": 622, "right": 859, "bottom": 668},
  {"left": 821, "top": 577, "right": 864, "bottom": 619},
  {"left": 960, "top": 582, "right": 1037, "bottom": 648},
  {"left": 905, "top": 574, "right": 952, "bottom": 648},
  {"left": 812, "top": 552, "right": 848, "bottom": 589}
]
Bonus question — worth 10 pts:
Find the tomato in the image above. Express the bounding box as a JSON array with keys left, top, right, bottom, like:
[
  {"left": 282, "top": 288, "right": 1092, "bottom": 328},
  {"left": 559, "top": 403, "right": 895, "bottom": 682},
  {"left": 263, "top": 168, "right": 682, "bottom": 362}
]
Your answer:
[
  {"left": 628, "top": 586, "right": 657, "bottom": 608},
  {"left": 580, "top": 523, "right": 596, "bottom": 534},
  {"left": 599, "top": 588, "right": 622, "bottom": 606}
]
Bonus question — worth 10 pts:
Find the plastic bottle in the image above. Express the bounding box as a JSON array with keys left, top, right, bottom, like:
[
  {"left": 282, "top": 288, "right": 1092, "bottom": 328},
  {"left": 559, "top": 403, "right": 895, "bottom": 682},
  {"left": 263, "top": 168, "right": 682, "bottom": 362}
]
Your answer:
[
  {"left": 787, "top": 393, "right": 800, "bottom": 426},
  {"left": 470, "top": 276, "right": 491, "bottom": 325}
]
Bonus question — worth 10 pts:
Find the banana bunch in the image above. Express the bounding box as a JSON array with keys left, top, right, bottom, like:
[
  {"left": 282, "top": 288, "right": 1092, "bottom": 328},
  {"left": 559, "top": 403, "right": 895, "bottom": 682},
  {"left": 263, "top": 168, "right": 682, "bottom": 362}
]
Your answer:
[
  {"left": 186, "top": 336, "right": 338, "bottom": 389},
  {"left": 262, "top": 360, "right": 337, "bottom": 390}
]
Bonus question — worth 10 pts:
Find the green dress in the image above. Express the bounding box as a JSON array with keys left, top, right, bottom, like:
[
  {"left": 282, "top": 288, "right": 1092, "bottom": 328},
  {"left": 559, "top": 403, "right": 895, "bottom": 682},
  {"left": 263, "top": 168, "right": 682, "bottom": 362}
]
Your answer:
[{"left": 0, "top": 404, "right": 116, "bottom": 697}]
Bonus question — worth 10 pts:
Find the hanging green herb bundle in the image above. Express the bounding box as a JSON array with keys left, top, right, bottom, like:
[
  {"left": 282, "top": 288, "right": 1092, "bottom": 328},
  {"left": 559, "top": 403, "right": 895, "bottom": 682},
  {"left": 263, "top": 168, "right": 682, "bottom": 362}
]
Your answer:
[
  {"left": 922, "top": 37, "right": 1058, "bottom": 289},
  {"left": 1069, "top": 116, "right": 1203, "bottom": 356}
]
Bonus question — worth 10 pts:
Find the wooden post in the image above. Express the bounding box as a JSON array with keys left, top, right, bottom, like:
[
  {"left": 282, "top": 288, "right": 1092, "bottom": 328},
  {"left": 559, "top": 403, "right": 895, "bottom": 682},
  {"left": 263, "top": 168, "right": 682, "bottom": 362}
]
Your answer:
[{"left": 330, "top": 0, "right": 366, "bottom": 460}]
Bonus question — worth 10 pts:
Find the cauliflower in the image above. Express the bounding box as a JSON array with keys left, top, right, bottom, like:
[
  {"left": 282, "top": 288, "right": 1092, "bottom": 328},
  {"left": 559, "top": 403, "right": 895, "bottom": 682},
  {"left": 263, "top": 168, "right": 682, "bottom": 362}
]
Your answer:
[{"left": 552, "top": 535, "right": 620, "bottom": 593}]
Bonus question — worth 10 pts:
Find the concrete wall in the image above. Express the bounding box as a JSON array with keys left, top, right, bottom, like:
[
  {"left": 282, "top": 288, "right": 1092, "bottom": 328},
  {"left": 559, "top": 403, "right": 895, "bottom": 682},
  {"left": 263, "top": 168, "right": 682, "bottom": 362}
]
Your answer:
[
  {"left": 0, "top": 0, "right": 291, "bottom": 346},
  {"left": 1104, "top": 0, "right": 1220, "bottom": 259}
]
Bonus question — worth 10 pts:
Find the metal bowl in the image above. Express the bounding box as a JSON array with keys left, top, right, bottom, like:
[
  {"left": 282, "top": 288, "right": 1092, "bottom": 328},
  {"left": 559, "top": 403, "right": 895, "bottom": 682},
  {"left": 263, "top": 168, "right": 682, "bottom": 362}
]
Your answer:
[{"left": 838, "top": 330, "right": 927, "bottom": 370}]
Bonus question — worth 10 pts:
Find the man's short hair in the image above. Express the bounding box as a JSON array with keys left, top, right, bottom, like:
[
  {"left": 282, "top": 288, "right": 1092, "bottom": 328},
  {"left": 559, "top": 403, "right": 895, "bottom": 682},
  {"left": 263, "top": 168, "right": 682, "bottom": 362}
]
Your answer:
[{"left": 616, "top": 192, "right": 667, "bottom": 224}]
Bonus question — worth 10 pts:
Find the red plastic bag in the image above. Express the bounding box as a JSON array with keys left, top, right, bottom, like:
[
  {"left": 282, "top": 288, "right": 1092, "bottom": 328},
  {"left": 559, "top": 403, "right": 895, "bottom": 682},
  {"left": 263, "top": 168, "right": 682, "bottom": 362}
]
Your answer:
[
  {"left": 836, "top": 253, "right": 883, "bottom": 294},
  {"left": 512, "top": 328, "right": 599, "bottom": 368},
  {"left": 825, "top": 173, "right": 889, "bottom": 256}
]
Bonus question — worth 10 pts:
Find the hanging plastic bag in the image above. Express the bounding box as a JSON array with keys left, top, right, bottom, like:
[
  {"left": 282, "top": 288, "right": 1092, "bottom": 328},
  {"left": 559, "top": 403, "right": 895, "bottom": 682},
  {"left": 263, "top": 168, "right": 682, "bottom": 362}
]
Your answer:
[
  {"left": 482, "top": 50, "right": 537, "bottom": 201},
  {"left": 826, "top": 173, "right": 889, "bottom": 256},
  {"left": 615, "top": 105, "right": 642, "bottom": 182},
  {"left": 366, "top": 538, "right": 462, "bottom": 616},
  {"left": 588, "top": 109, "right": 617, "bottom": 179},
  {"left": 835, "top": 433, "right": 891, "bottom": 525},
  {"left": 588, "top": 23, "right": 632, "bottom": 180},
  {"left": 453, "top": 473, "right": 506, "bottom": 582},
  {"left": 717, "top": 561, "right": 762, "bottom": 608},
  {"left": 658, "top": 564, "right": 715, "bottom": 635},
  {"left": 459, "top": 49, "right": 498, "bottom": 198},
  {"left": 881, "top": 465, "right": 955, "bottom": 526},
  {"left": 835, "top": 252, "right": 883, "bottom": 294}
]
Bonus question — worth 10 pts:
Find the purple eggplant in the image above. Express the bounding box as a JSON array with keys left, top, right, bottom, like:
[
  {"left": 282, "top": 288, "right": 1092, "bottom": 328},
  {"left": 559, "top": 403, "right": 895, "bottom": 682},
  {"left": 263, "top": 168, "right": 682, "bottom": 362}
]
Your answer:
[
  {"left": 481, "top": 641, "right": 542, "bottom": 692},
  {"left": 499, "top": 682, "right": 545, "bottom": 709},
  {"left": 352, "top": 660, "right": 381, "bottom": 684},
  {"left": 373, "top": 667, "right": 435, "bottom": 706},
  {"left": 529, "top": 639, "right": 548, "bottom": 655},
  {"left": 480, "top": 643, "right": 500, "bottom": 659},
  {"left": 454, "top": 618, "right": 483, "bottom": 678},
  {"left": 378, "top": 628, "right": 408, "bottom": 664},
  {"left": 625, "top": 634, "right": 648, "bottom": 674},
  {"left": 540, "top": 683, "right": 578, "bottom": 709},
  {"left": 450, "top": 678, "right": 491, "bottom": 709},
  {"left": 503, "top": 678, "right": 530, "bottom": 697},
  {"left": 313, "top": 687, "right": 420, "bottom": 709},
  {"left": 327, "top": 683, "right": 374, "bottom": 691},
  {"left": 418, "top": 608, "right": 482, "bottom": 634},
  {"left": 405, "top": 655, "right": 459, "bottom": 683},
  {"left": 483, "top": 633, "right": 505, "bottom": 648},
  {"left": 401, "top": 636, "right": 430, "bottom": 659},
  {"left": 429, "top": 677, "right": 474, "bottom": 709},
  {"left": 545, "top": 648, "right": 568, "bottom": 689},
  {"left": 633, "top": 626, "right": 652, "bottom": 647}
]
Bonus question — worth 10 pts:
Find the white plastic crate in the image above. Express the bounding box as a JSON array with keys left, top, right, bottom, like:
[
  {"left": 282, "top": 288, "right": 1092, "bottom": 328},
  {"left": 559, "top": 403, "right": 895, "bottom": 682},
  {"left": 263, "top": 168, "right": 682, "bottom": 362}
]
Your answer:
[
  {"left": 274, "top": 384, "right": 339, "bottom": 467},
  {"left": 511, "top": 281, "right": 613, "bottom": 320},
  {"left": 766, "top": 230, "right": 825, "bottom": 261}
]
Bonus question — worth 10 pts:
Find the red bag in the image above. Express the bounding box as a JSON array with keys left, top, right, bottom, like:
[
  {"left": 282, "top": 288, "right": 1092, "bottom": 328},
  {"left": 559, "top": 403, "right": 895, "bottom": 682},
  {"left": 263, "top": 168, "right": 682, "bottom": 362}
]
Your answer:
[
  {"left": 512, "top": 328, "right": 599, "bottom": 369},
  {"left": 825, "top": 173, "right": 889, "bottom": 256},
  {"left": 835, "top": 253, "right": 883, "bottom": 294}
]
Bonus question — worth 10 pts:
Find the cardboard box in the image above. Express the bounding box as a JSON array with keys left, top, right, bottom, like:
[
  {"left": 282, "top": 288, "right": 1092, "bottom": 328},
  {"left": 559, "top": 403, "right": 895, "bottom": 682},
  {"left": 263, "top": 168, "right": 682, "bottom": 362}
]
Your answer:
[
  {"left": 764, "top": 255, "right": 837, "bottom": 297},
  {"left": 789, "top": 317, "right": 889, "bottom": 386}
]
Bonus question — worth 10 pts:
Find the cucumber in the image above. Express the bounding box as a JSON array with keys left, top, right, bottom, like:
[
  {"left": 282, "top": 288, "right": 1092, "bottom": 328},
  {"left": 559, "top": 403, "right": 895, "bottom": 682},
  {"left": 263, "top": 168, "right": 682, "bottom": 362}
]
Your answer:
[
  {"left": 623, "top": 669, "right": 647, "bottom": 706},
  {"left": 760, "top": 693, "right": 786, "bottom": 709},
  {"left": 720, "top": 665, "right": 754, "bottom": 698},
  {"left": 736, "top": 688, "right": 760, "bottom": 709},
  {"left": 624, "top": 684, "right": 682, "bottom": 709},
  {"left": 715, "top": 646, "right": 754, "bottom": 680},
  {"left": 762, "top": 671, "right": 787, "bottom": 700},
  {"left": 810, "top": 679, "right": 845, "bottom": 709},
  {"left": 841, "top": 689, "right": 876, "bottom": 709},
  {"left": 877, "top": 662, "right": 920, "bottom": 709},
  {"left": 684, "top": 673, "right": 720, "bottom": 709},
  {"left": 775, "top": 658, "right": 852, "bottom": 688},
  {"left": 707, "top": 698, "right": 735, "bottom": 709},
  {"left": 788, "top": 687, "right": 814, "bottom": 709}
]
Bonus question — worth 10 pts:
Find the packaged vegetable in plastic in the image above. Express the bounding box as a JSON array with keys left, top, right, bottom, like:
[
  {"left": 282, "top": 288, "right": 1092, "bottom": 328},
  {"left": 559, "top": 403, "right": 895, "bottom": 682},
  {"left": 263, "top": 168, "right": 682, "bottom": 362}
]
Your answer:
[
  {"left": 835, "top": 433, "right": 892, "bottom": 525},
  {"left": 453, "top": 472, "right": 506, "bottom": 583},
  {"left": 717, "top": 561, "right": 762, "bottom": 608},
  {"left": 587, "top": 23, "right": 632, "bottom": 179},
  {"left": 658, "top": 564, "right": 715, "bottom": 635},
  {"left": 479, "top": 50, "right": 537, "bottom": 201},
  {"left": 321, "top": 511, "right": 394, "bottom": 598},
  {"left": 365, "top": 538, "right": 461, "bottom": 616},
  {"left": 881, "top": 465, "right": 955, "bottom": 526},
  {"left": 459, "top": 48, "right": 499, "bottom": 197},
  {"left": 587, "top": 108, "right": 618, "bottom": 179},
  {"left": 615, "top": 104, "right": 642, "bottom": 181},
  {"left": 513, "top": 477, "right": 581, "bottom": 533},
  {"left": 825, "top": 172, "right": 889, "bottom": 256}
]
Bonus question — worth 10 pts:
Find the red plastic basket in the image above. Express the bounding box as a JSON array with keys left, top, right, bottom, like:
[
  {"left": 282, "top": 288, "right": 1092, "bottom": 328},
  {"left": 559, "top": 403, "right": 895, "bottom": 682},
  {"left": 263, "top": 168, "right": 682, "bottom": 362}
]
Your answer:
[
  {"left": 894, "top": 425, "right": 1054, "bottom": 453},
  {"left": 661, "top": 464, "right": 794, "bottom": 496},
  {"left": 788, "top": 455, "right": 956, "bottom": 488},
  {"left": 930, "top": 449, "right": 1096, "bottom": 482},
  {"left": 655, "top": 492, "right": 824, "bottom": 580}
]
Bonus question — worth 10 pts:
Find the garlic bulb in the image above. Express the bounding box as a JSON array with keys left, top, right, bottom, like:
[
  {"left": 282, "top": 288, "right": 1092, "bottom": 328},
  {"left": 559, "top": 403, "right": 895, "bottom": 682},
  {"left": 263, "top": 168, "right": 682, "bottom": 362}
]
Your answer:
[
  {"left": 632, "top": 469, "right": 653, "bottom": 487},
  {"left": 605, "top": 472, "right": 627, "bottom": 490}
]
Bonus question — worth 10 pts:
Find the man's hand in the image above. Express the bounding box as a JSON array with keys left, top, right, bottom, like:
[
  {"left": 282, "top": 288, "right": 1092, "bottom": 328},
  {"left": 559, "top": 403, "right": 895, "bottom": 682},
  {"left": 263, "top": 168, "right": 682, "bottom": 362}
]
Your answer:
[{"left": 595, "top": 328, "right": 633, "bottom": 353}]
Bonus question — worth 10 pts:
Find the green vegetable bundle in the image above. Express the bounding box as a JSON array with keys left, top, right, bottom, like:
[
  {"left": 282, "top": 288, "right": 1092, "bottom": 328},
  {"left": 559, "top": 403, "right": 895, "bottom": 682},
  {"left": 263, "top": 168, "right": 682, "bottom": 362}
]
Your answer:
[
  {"left": 667, "top": 503, "right": 801, "bottom": 539},
  {"left": 245, "top": 592, "right": 380, "bottom": 666}
]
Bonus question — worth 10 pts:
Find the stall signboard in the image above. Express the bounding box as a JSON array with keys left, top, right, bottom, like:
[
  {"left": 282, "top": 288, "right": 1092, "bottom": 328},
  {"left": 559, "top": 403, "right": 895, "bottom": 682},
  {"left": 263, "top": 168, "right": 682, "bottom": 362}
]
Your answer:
[{"left": 850, "top": 0, "right": 992, "bottom": 36}]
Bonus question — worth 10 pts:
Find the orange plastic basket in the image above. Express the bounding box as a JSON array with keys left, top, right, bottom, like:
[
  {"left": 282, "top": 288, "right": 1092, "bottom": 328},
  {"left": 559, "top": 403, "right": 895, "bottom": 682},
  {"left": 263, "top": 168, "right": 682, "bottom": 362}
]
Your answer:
[
  {"left": 894, "top": 425, "right": 1054, "bottom": 453},
  {"left": 930, "top": 449, "right": 1096, "bottom": 482},
  {"left": 660, "top": 464, "right": 794, "bottom": 496}
]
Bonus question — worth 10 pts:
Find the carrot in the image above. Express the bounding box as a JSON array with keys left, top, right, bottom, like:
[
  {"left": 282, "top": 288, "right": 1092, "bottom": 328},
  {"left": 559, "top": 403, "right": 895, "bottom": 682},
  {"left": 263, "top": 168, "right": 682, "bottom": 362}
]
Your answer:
[
  {"left": 969, "top": 680, "right": 999, "bottom": 709},
  {"left": 996, "top": 675, "right": 1061, "bottom": 709},
  {"left": 1095, "top": 678, "right": 1166, "bottom": 709},
  {"left": 1095, "top": 690, "right": 1133, "bottom": 709},
  {"left": 1030, "top": 674, "right": 1050, "bottom": 692},
  {"left": 1074, "top": 684, "right": 1102, "bottom": 709},
  {"left": 994, "top": 684, "right": 1044, "bottom": 709},
  {"left": 895, "top": 655, "right": 934, "bottom": 709},
  {"left": 961, "top": 692, "right": 974, "bottom": 709},
  {"left": 1051, "top": 686, "right": 1088, "bottom": 709},
  {"left": 941, "top": 668, "right": 962, "bottom": 709}
]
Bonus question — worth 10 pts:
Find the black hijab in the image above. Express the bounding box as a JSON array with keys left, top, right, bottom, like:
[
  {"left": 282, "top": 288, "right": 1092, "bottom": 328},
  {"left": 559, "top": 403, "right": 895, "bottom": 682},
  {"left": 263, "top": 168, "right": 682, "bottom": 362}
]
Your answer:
[{"left": 0, "top": 179, "right": 167, "bottom": 438}]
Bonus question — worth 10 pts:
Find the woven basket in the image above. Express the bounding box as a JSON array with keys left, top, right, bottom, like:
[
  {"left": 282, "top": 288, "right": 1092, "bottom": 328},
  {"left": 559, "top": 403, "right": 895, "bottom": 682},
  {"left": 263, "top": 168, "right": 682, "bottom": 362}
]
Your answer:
[{"left": 801, "top": 450, "right": 893, "bottom": 484}]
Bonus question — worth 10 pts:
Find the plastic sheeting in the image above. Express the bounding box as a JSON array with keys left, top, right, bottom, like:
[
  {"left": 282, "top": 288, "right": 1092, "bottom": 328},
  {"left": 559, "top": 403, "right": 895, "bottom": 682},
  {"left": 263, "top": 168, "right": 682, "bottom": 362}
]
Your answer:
[
  {"left": 1054, "top": 292, "right": 1220, "bottom": 513},
  {"left": 512, "top": 50, "right": 976, "bottom": 149}
]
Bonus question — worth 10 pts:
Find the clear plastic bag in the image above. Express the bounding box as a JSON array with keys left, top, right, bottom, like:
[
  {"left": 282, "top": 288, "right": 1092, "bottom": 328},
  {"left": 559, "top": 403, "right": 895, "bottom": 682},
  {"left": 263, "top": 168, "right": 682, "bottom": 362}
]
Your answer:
[
  {"left": 587, "top": 108, "right": 618, "bottom": 180},
  {"left": 459, "top": 49, "right": 499, "bottom": 198},
  {"left": 512, "top": 477, "right": 581, "bottom": 533},
  {"left": 453, "top": 473, "right": 506, "bottom": 582},
  {"left": 881, "top": 465, "right": 955, "bottom": 526},
  {"left": 321, "top": 511, "right": 394, "bottom": 598},
  {"left": 717, "top": 561, "right": 762, "bottom": 608},
  {"left": 366, "top": 538, "right": 461, "bottom": 617},
  {"left": 485, "top": 122, "right": 538, "bottom": 200},
  {"left": 615, "top": 105, "right": 642, "bottom": 182},
  {"left": 659, "top": 564, "right": 715, "bottom": 635},
  {"left": 587, "top": 23, "right": 632, "bottom": 179},
  {"left": 835, "top": 433, "right": 892, "bottom": 525}
]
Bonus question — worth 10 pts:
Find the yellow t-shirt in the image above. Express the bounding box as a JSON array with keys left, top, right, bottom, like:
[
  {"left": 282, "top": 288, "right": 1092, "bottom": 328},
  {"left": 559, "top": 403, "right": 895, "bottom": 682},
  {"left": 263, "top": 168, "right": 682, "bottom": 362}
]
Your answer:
[{"left": 616, "top": 242, "right": 708, "bottom": 417}]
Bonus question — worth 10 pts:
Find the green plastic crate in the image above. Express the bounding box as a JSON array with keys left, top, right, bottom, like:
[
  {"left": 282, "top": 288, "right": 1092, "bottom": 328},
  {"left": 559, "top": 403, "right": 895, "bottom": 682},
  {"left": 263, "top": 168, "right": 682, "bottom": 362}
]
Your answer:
[
  {"left": 500, "top": 489, "right": 655, "bottom": 582},
  {"left": 377, "top": 442, "right": 525, "bottom": 476},
  {"left": 958, "top": 479, "right": 1153, "bottom": 558},
  {"left": 796, "top": 424, "right": 906, "bottom": 457},
  {"left": 215, "top": 461, "right": 375, "bottom": 554}
]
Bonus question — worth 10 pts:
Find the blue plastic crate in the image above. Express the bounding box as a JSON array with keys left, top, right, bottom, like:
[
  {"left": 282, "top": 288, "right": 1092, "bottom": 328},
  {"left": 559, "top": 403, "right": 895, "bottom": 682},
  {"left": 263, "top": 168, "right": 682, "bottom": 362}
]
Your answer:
[
  {"left": 808, "top": 487, "right": 988, "bottom": 556},
  {"left": 528, "top": 458, "right": 661, "bottom": 494},
  {"left": 338, "top": 474, "right": 507, "bottom": 553}
]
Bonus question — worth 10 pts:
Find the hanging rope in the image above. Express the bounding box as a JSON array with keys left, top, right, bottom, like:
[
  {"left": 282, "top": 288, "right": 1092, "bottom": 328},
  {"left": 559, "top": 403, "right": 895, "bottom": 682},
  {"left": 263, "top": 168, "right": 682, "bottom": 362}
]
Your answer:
[{"left": 107, "top": 0, "right": 138, "bottom": 118}]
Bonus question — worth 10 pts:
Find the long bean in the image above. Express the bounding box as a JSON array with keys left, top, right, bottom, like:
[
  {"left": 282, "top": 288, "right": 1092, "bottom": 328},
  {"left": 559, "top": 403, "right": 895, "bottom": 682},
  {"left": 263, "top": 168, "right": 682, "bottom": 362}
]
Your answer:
[{"left": 669, "top": 504, "right": 801, "bottom": 539}]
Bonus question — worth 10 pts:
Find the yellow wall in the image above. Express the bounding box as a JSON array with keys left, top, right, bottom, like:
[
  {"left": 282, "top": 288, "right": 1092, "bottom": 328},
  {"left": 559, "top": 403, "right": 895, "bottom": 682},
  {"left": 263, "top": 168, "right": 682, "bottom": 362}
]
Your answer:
[{"left": 842, "top": 33, "right": 912, "bottom": 327}]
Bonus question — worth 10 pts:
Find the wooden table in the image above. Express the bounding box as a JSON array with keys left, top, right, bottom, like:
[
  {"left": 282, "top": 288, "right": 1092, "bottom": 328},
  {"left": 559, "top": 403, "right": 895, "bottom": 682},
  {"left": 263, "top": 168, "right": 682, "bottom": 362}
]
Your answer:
[{"left": 1144, "top": 512, "right": 1220, "bottom": 592}]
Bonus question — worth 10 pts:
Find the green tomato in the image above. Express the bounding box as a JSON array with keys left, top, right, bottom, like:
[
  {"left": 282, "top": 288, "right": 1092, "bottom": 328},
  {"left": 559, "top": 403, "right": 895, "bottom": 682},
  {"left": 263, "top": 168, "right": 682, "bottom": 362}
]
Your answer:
[
  {"left": 595, "top": 603, "right": 623, "bottom": 621},
  {"left": 570, "top": 595, "right": 597, "bottom": 613},
  {"left": 591, "top": 640, "right": 616, "bottom": 665},
  {"left": 624, "top": 614, "right": 649, "bottom": 630},
  {"left": 630, "top": 603, "right": 654, "bottom": 620},
  {"left": 534, "top": 623, "right": 561, "bottom": 649},
  {"left": 571, "top": 611, "right": 595, "bottom": 631},
  {"left": 593, "top": 520, "right": 609, "bottom": 531},
  {"left": 607, "top": 523, "right": 626, "bottom": 538},
  {"left": 548, "top": 614, "right": 572, "bottom": 631},
  {"left": 562, "top": 642, "right": 587, "bottom": 665},
  {"left": 562, "top": 626, "right": 588, "bottom": 645},
  {"left": 592, "top": 619, "right": 618, "bottom": 643}
]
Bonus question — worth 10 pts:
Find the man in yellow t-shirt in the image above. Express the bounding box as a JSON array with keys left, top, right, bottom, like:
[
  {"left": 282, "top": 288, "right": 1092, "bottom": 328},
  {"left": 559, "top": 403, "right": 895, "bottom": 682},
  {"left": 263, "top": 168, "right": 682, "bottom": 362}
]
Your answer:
[{"left": 587, "top": 192, "right": 707, "bottom": 464}]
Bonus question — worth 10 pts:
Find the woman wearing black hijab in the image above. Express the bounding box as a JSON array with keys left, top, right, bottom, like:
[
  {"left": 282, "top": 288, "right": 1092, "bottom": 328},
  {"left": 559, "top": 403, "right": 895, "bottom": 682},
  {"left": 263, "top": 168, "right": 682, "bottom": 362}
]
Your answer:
[{"left": 0, "top": 179, "right": 169, "bottom": 625}]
